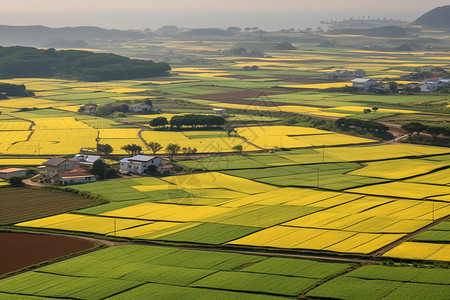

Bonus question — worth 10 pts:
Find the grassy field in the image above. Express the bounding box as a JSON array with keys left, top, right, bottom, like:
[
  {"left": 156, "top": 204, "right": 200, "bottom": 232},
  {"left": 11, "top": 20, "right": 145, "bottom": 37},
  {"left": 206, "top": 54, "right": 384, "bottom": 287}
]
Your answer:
[
  {"left": 1, "top": 244, "right": 449, "bottom": 299},
  {"left": 0, "top": 244, "right": 352, "bottom": 299},
  {"left": 307, "top": 265, "right": 450, "bottom": 299}
]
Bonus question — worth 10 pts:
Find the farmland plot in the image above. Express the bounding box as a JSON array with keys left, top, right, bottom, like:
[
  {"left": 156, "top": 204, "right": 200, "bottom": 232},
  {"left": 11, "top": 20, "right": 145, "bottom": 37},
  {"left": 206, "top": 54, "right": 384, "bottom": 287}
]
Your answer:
[
  {"left": 307, "top": 265, "right": 450, "bottom": 300},
  {"left": 0, "top": 245, "right": 352, "bottom": 299}
]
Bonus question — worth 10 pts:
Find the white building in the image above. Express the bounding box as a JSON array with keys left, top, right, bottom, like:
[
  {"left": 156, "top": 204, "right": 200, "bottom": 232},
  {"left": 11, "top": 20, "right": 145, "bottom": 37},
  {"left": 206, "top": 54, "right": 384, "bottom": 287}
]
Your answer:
[
  {"left": 420, "top": 78, "right": 450, "bottom": 92},
  {"left": 41, "top": 158, "right": 80, "bottom": 178},
  {"left": 129, "top": 103, "right": 152, "bottom": 113},
  {"left": 213, "top": 108, "right": 226, "bottom": 115},
  {"left": 119, "top": 155, "right": 164, "bottom": 175},
  {"left": 51, "top": 168, "right": 96, "bottom": 185},
  {"left": 351, "top": 78, "right": 377, "bottom": 91},
  {"left": 73, "top": 154, "right": 104, "bottom": 167},
  {"left": 0, "top": 168, "right": 27, "bottom": 180}
]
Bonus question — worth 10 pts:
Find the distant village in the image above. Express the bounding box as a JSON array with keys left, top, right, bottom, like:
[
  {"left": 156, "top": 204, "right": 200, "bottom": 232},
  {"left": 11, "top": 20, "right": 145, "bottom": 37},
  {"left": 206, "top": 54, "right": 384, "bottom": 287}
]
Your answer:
[{"left": 321, "top": 68, "right": 450, "bottom": 93}]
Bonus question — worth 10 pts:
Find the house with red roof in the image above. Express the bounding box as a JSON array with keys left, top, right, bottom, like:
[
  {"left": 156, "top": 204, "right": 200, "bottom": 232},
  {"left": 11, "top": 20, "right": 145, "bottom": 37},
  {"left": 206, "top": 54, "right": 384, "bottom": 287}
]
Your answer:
[{"left": 50, "top": 168, "right": 96, "bottom": 185}]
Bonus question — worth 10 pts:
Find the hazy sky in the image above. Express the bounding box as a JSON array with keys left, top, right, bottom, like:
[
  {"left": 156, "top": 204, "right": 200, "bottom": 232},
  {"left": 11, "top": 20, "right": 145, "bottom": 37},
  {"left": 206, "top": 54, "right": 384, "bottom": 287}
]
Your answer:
[{"left": 1, "top": 0, "right": 448, "bottom": 30}]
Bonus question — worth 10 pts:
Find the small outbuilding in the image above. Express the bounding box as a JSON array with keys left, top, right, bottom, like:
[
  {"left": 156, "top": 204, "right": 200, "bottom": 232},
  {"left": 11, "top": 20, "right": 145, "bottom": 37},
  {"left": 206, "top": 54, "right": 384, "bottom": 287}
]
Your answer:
[
  {"left": 129, "top": 103, "right": 152, "bottom": 113},
  {"left": 0, "top": 168, "right": 27, "bottom": 180},
  {"left": 157, "top": 164, "right": 175, "bottom": 175},
  {"left": 351, "top": 78, "right": 378, "bottom": 92}
]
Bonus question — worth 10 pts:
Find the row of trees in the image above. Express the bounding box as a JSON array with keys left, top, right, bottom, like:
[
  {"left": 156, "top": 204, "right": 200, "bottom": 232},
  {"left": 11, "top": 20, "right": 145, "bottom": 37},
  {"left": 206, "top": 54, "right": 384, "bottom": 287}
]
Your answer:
[
  {"left": 401, "top": 122, "right": 450, "bottom": 141},
  {"left": 99, "top": 141, "right": 243, "bottom": 162},
  {"left": 99, "top": 142, "right": 198, "bottom": 161},
  {"left": 150, "top": 114, "right": 226, "bottom": 129},
  {"left": 0, "top": 83, "right": 34, "bottom": 97},
  {"left": 335, "top": 118, "right": 389, "bottom": 133}
]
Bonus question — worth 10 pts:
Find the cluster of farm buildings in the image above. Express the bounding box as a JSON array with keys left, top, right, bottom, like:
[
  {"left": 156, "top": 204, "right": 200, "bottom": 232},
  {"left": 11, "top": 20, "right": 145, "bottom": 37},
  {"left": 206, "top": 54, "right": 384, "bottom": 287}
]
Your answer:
[
  {"left": 0, "top": 154, "right": 173, "bottom": 186},
  {"left": 322, "top": 69, "right": 450, "bottom": 92}
]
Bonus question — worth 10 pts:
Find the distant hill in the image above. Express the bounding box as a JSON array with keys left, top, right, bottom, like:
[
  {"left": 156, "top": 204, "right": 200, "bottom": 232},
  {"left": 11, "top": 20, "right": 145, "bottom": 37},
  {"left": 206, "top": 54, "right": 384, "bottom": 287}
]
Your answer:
[
  {"left": 181, "top": 28, "right": 232, "bottom": 36},
  {"left": 413, "top": 5, "right": 450, "bottom": 28},
  {"left": 0, "top": 25, "right": 145, "bottom": 47},
  {"left": 329, "top": 26, "right": 407, "bottom": 38},
  {"left": 0, "top": 46, "right": 170, "bottom": 81}
]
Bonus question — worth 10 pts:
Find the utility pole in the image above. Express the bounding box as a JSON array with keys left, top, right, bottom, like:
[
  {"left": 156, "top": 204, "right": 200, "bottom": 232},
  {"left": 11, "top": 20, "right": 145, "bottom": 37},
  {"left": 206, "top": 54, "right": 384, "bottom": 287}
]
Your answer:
[
  {"left": 317, "top": 169, "right": 319, "bottom": 188},
  {"left": 114, "top": 218, "right": 117, "bottom": 246},
  {"left": 322, "top": 145, "right": 325, "bottom": 163},
  {"left": 432, "top": 201, "right": 435, "bottom": 222}
]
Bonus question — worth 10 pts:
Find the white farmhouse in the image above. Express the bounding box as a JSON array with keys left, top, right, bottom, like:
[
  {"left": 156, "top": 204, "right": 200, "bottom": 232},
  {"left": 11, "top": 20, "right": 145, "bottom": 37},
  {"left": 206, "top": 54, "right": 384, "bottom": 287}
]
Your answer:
[
  {"left": 420, "top": 78, "right": 450, "bottom": 92},
  {"left": 351, "top": 78, "right": 377, "bottom": 92},
  {"left": 119, "top": 155, "right": 164, "bottom": 175},
  {"left": 129, "top": 103, "right": 152, "bottom": 113}
]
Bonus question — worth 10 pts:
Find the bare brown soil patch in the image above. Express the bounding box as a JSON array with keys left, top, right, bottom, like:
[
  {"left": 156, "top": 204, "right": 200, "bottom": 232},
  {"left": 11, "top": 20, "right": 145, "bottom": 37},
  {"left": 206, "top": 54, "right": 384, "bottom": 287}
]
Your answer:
[
  {"left": 0, "top": 187, "right": 102, "bottom": 225},
  {"left": 0, "top": 232, "right": 96, "bottom": 276}
]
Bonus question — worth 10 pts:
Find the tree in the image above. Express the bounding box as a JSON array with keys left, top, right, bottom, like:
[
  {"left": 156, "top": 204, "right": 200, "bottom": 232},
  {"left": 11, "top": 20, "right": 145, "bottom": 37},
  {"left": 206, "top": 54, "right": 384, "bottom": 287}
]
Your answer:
[
  {"left": 372, "top": 107, "right": 379, "bottom": 112},
  {"left": 95, "top": 105, "right": 112, "bottom": 117},
  {"left": 232, "top": 145, "right": 243, "bottom": 154},
  {"left": 91, "top": 160, "right": 108, "bottom": 180},
  {"left": 388, "top": 81, "right": 398, "bottom": 92},
  {"left": 97, "top": 144, "right": 113, "bottom": 157},
  {"left": 149, "top": 117, "right": 168, "bottom": 128},
  {"left": 148, "top": 141, "right": 163, "bottom": 154},
  {"left": 401, "top": 122, "right": 427, "bottom": 138},
  {"left": 227, "top": 27, "right": 241, "bottom": 33},
  {"left": 224, "top": 123, "right": 236, "bottom": 136},
  {"left": 144, "top": 99, "right": 153, "bottom": 107},
  {"left": 426, "top": 126, "right": 445, "bottom": 141},
  {"left": 121, "top": 144, "right": 142, "bottom": 156},
  {"left": 274, "top": 41, "right": 297, "bottom": 50},
  {"left": 165, "top": 143, "right": 180, "bottom": 161},
  {"left": 90, "top": 160, "right": 118, "bottom": 180},
  {"left": 9, "top": 176, "right": 24, "bottom": 187},
  {"left": 363, "top": 108, "right": 372, "bottom": 114},
  {"left": 182, "top": 147, "right": 197, "bottom": 157}
]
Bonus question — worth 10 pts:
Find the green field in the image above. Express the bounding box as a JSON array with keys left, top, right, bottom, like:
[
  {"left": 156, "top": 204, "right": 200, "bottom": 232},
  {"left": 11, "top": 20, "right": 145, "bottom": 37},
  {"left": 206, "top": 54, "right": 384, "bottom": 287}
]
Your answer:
[{"left": 0, "top": 245, "right": 352, "bottom": 299}]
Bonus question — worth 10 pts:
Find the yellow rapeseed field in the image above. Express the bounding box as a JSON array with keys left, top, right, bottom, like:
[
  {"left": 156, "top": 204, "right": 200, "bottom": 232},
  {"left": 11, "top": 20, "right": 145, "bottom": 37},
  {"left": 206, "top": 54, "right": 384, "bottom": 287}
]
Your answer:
[{"left": 383, "top": 242, "right": 449, "bottom": 261}]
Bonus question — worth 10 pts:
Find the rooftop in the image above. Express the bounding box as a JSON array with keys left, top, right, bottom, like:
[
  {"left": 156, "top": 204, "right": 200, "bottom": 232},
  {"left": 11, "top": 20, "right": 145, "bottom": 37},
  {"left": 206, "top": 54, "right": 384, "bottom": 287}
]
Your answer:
[
  {"left": 0, "top": 168, "right": 27, "bottom": 173},
  {"left": 54, "top": 168, "right": 94, "bottom": 179},
  {"left": 43, "top": 157, "right": 67, "bottom": 166},
  {"left": 73, "top": 154, "right": 102, "bottom": 163},
  {"left": 128, "top": 155, "right": 157, "bottom": 162},
  {"left": 351, "top": 78, "right": 375, "bottom": 84}
]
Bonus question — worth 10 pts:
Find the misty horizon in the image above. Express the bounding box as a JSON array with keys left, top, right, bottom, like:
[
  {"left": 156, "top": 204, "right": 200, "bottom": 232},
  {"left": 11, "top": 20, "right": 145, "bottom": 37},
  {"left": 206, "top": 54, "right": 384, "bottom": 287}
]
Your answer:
[{"left": 0, "top": 7, "right": 444, "bottom": 32}]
